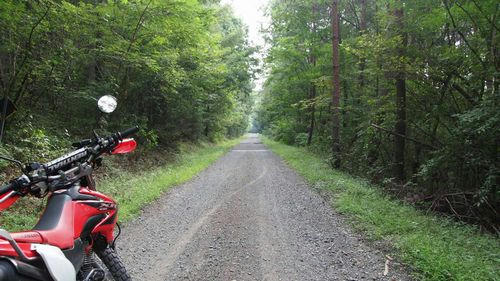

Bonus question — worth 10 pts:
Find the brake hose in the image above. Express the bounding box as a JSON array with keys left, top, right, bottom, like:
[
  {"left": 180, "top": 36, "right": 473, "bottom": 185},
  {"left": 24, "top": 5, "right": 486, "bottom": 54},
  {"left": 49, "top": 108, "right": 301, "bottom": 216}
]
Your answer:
[{"left": 111, "top": 222, "right": 122, "bottom": 250}]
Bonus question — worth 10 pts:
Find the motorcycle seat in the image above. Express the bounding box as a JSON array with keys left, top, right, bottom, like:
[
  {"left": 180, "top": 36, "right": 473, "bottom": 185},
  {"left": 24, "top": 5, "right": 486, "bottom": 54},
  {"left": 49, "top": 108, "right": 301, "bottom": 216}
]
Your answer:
[{"left": 31, "top": 193, "right": 75, "bottom": 250}]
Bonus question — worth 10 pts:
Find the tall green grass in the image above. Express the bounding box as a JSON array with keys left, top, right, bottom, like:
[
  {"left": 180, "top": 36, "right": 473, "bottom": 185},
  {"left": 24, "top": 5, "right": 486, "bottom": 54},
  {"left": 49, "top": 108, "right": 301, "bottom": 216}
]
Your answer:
[{"left": 263, "top": 137, "right": 499, "bottom": 281}]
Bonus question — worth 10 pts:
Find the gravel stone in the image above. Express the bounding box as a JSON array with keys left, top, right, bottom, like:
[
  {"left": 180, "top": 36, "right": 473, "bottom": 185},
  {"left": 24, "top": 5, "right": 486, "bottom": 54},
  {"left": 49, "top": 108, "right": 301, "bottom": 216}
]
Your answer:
[{"left": 117, "top": 135, "right": 411, "bottom": 281}]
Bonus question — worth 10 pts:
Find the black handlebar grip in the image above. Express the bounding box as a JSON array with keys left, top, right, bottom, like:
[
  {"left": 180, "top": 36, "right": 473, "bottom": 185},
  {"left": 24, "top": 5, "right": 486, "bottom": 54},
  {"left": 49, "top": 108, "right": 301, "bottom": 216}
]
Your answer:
[
  {"left": 72, "top": 139, "right": 92, "bottom": 148},
  {"left": 0, "top": 182, "right": 13, "bottom": 195},
  {"left": 119, "top": 126, "right": 139, "bottom": 139}
]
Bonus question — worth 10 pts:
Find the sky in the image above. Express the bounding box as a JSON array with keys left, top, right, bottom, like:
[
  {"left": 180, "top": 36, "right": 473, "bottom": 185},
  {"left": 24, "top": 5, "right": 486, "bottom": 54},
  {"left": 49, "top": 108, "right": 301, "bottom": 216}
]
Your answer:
[
  {"left": 220, "top": 0, "right": 269, "bottom": 46},
  {"left": 220, "top": 0, "right": 270, "bottom": 91}
]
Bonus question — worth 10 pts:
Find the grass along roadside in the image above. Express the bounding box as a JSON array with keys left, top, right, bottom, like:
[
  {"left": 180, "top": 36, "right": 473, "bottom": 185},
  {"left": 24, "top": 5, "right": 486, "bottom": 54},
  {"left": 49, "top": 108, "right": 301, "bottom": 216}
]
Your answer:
[
  {"left": 262, "top": 137, "right": 499, "bottom": 281},
  {"left": 1, "top": 137, "right": 242, "bottom": 231}
]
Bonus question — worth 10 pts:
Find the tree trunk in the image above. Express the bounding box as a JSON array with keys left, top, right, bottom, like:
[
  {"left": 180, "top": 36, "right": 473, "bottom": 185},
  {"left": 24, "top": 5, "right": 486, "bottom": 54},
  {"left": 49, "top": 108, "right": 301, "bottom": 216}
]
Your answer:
[
  {"left": 331, "top": 0, "right": 341, "bottom": 168},
  {"left": 307, "top": 2, "right": 318, "bottom": 146},
  {"left": 358, "top": 0, "right": 367, "bottom": 88},
  {"left": 307, "top": 83, "right": 316, "bottom": 146},
  {"left": 393, "top": 5, "right": 406, "bottom": 183}
]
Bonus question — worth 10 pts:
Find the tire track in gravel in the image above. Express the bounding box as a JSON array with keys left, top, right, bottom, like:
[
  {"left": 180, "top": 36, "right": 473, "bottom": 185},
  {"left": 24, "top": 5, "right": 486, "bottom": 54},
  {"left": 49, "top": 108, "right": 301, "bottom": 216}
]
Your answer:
[
  {"left": 117, "top": 135, "right": 411, "bottom": 281},
  {"left": 143, "top": 167, "right": 268, "bottom": 280}
]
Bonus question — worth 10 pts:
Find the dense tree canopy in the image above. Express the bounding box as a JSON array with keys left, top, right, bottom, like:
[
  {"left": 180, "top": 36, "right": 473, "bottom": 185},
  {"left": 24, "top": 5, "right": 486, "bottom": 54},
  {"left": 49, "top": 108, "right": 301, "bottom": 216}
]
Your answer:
[
  {"left": 0, "top": 0, "right": 497, "bottom": 231},
  {"left": 257, "top": 0, "right": 498, "bottom": 231},
  {"left": 0, "top": 0, "right": 256, "bottom": 163}
]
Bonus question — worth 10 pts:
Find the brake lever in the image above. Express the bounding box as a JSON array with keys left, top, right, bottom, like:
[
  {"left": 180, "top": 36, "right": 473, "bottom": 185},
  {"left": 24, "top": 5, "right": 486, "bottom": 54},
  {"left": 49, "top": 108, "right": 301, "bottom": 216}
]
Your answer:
[{"left": 11, "top": 174, "right": 31, "bottom": 195}]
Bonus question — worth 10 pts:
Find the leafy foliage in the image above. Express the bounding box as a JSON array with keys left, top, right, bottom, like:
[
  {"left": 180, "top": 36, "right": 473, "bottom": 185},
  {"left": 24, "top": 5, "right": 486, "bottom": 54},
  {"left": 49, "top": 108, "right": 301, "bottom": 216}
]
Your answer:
[
  {"left": 0, "top": 0, "right": 255, "bottom": 162},
  {"left": 257, "top": 0, "right": 499, "bottom": 231}
]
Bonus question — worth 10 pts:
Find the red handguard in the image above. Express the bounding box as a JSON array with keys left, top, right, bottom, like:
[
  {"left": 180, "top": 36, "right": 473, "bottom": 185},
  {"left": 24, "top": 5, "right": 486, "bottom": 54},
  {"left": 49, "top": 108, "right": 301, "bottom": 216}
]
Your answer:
[
  {"left": 111, "top": 138, "right": 137, "bottom": 155},
  {"left": 0, "top": 192, "right": 20, "bottom": 211}
]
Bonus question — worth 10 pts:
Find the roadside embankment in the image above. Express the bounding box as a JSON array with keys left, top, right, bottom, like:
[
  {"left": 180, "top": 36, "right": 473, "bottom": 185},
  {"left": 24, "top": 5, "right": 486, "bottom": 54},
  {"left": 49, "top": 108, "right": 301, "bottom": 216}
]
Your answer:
[{"left": 263, "top": 137, "right": 499, "bottom": 281}]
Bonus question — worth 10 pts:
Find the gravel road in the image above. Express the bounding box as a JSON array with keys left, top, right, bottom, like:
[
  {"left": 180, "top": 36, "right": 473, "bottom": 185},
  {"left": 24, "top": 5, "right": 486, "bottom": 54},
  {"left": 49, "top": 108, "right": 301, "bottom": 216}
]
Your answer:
[{"left": 117, "top": 134, "right": 410, "bottom": 281}]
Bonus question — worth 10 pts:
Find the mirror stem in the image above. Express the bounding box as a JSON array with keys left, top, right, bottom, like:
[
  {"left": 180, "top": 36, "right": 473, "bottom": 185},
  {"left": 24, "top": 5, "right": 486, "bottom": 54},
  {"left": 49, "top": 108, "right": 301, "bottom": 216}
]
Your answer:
[
  {"left": 0, "top": 155, "right": 24, "bottom": 171},
  {"left": 0, "top": 95, "right": 9, "bottom": 144}
]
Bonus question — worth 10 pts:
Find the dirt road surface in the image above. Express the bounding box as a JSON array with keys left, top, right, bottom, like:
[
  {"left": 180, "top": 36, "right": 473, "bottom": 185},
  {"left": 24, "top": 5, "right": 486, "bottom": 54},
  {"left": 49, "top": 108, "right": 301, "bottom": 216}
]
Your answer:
[{"left": 117, "top": 135, "right": 410, "bottom": 280}]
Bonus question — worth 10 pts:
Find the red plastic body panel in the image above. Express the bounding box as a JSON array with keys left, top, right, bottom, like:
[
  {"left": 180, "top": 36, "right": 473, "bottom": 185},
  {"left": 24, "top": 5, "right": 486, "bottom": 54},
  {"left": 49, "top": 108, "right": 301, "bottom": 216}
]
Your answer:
[
  {"left": 0, "top": 187, "right": 118, "bottom": 259},
  {"left": 0, "top": 192, "right": 19, "bottom": 211},
  {"left": 111, "top": 138, "right": 136, "bottom": 154},
  {"left": 76, "top": 188, "right": 117, "bottom": 243},
  {"left": 10, "top": 232, "right": 44, "bottom": 244},
  {"left": 0, "top": 241, "right": 38, "bottom": 258},
  {"left": 0, "top": 232, "right": 43, "bottom": 258}
]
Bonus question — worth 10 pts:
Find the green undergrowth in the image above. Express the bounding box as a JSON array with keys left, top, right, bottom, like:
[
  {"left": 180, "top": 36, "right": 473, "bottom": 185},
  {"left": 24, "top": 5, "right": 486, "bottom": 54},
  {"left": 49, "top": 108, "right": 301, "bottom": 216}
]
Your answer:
[
  {"left": 262, "top": 137, "right": 499, "bottom": 281},
  {"left": 1, "top": 137, "right": 241, "bottom": 231}
]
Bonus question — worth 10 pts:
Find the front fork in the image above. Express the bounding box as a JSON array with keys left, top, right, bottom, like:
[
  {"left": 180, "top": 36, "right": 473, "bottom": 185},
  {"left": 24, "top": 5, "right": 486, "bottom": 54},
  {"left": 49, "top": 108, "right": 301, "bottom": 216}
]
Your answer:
[{"left": 83, "top": 175, "right": 96, "bottom": 191}]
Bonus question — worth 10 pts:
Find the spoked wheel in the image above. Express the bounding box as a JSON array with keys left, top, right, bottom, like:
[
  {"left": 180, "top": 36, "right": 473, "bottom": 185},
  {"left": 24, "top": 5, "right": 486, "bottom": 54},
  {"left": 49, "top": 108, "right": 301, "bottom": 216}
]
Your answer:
[{"left": 78, "top": 247, "right": 131, "bottom": 281}]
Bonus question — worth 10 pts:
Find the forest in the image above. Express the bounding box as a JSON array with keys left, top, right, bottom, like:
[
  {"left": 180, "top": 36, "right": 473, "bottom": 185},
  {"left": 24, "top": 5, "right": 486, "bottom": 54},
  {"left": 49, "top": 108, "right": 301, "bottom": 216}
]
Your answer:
[
  {"left": 256, "top": 0, "right": 498, "bottom": 232},
  {"left": 0, "top": 1, "right": 497, "bottom": 279},
  {"left": 0, "top": 0, "right": 256, "bottom": 165},
  {"left": 0, "top": 0, "right": 497, "bottom": 233}
]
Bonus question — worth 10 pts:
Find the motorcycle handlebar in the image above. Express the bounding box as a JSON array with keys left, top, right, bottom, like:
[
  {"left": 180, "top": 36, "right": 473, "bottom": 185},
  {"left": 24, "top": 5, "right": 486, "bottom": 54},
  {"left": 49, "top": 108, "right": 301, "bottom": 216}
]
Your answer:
[
  {"left": 1, "top": 126, "right": 139, "bottom": 193},
  {"left": 118, "top": 126, "right": 139, "bottom": 139},
  {"left": 0, "top": 126, "right": 139, "bottom": 195},
  {"left": 48, "top": 126, "right": 139, "bottom": 173},
  {"left": 0, "top": 182, "right": 13, "bottom": 195}
]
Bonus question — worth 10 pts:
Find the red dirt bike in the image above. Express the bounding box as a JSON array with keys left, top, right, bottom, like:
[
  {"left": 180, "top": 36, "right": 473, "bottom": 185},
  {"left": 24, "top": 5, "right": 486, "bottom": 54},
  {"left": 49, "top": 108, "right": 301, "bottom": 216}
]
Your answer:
[{"left": 0, "top": 124, "right": 138, "bottom": 281}]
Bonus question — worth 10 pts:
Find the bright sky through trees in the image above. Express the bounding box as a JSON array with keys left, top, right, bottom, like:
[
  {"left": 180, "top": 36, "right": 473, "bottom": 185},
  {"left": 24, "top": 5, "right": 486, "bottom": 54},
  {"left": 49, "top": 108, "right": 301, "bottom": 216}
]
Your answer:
[
  {"left": 221, "top": 0, "right": 269, "bottom": 46},
  {"left": 221, "top": 0, "right": 269, "bottom": 90}
]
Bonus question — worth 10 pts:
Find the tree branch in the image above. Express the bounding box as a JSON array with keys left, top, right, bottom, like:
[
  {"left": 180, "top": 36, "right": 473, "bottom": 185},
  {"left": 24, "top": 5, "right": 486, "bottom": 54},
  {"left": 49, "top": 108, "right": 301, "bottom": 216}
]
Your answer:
[
  {"left": 6, "top": 3, "right": 51, "bottom": 98},
  {"left": 469, "top": 0, "right": 500, "bottom": 33},
  {"left": 370, "top": 123, "right": 437, "bottom": 150},
  {"left": 13, "top": 70, "right": 31, "bottom": 104},
  {"left": 0, "top": 58, "right": 6, "bottom": 91},
  {"left": 118, "top": 0, "right": 153, "bottom": 97},
  {"left": 451, "top": 83, "right": 477, "bottom": 106},
  {"left": 126, "top": 0, "right": 153, "bottom": 54},
  {"left": 455, "top": 1, "right": 484, "bottom": 36},
  {"left": 348, "top": 0, "right": 361, "bottom": 29},
  {"left": 340, "top": 15, "right": 359, "bottom": 29},
  {"left": 442, "top": 0, "right": 487, "bottom": 70}
]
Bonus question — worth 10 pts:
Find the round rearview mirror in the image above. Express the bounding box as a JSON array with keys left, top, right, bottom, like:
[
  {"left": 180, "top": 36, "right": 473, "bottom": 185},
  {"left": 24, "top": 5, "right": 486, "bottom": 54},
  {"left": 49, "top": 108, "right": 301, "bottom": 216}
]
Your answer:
[{"left": 97, "top": 95, "right": 117, "bottom": 113}]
